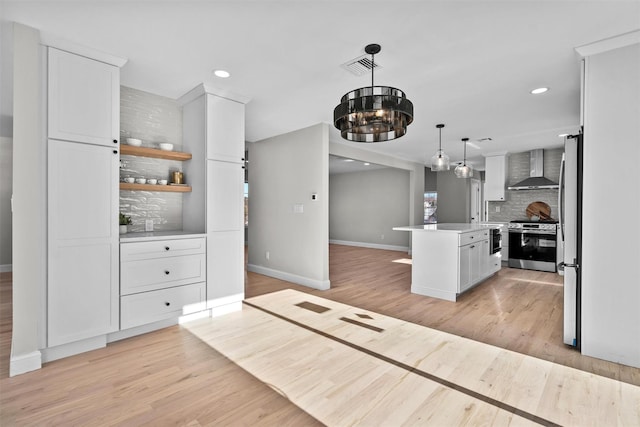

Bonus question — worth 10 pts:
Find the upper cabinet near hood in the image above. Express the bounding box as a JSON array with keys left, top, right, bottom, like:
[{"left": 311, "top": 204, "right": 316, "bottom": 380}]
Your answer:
[{"left": 485, "top": 154, "right": 507, "bottom": 201}]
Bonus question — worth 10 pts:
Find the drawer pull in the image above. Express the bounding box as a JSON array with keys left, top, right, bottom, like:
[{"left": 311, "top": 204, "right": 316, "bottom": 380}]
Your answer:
[
  {"left": 165, "top": 302, "right": 171, "bottom": 306},
  {"left": 470, "top": 245, "right": 475, "bottom": 249},
  {"left": 165, "top": 246, "right": 170, "bottom": 251},
  {"left": 164, "top": 270, "right": 170, "bottom": 275}
]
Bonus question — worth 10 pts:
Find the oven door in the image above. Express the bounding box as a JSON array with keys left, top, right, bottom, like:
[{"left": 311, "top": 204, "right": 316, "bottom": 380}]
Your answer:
[{"left": 508, "top": 230, "right": 557, "bottom": 272}]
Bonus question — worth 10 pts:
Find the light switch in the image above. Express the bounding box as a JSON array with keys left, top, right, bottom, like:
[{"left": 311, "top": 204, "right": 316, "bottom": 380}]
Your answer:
[
  {"left": 145, "top": 219, "right": 154, "bottom": 231},
  {"left": 294, "top": 204, "right": 304, "bottom": 214}
]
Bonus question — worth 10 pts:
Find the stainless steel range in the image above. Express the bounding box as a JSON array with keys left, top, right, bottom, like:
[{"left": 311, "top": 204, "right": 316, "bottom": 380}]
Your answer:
[{"left": 508, "top": 220, "right": 558, "bottom": 272}]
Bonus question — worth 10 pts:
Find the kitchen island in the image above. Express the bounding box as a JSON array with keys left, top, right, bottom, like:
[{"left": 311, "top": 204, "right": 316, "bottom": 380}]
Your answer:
[{"left": 393, "top": 224, "right": 502, "bottom": 301}]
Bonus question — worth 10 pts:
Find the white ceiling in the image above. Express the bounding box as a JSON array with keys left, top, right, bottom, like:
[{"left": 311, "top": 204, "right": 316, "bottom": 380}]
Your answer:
[{"left": 4, "top": 1, "right": 639, "bottom": 170}]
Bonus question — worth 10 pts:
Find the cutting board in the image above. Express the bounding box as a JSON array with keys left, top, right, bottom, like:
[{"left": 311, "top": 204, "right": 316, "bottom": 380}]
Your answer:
[{"left": 526, "top": 201, "right": 551, "bottom": 220}]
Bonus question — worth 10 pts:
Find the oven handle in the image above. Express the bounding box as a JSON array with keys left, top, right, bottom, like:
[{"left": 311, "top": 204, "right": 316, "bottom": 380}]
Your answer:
[{"left": 508, "top": 229, "right": 556, "bottom": 235}]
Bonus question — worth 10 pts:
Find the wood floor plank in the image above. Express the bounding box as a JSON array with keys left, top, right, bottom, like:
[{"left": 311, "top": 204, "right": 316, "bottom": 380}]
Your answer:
[
  {"left": 244, "top": 289, "right": 640, "bottom": 426},
  {"left": 184, "top": 305, "right": 538, "bottom": 426}
]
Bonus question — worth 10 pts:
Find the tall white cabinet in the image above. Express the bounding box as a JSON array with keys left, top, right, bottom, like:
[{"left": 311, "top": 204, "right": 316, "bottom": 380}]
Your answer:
[
  {"left": 180, "top": 85, "right": 246, "bottom": 308},
  {"left": 47, "top": 48, "right": 122, "bottom": 348}
]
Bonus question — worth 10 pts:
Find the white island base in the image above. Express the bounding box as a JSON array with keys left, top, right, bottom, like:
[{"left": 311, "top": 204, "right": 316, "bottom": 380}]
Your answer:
[{"left": 393, "top": 224, "right": 502, "bottom": 302}]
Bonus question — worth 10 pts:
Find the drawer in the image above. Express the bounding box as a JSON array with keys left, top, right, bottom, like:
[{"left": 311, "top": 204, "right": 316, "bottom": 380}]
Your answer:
[
  {"left": 121, "top": 253, "right": 206, "bottom": 295},
  {"left": 121, "top": 282, "right": 206, "bottom": 330},
  {"left": 121, "top": 237, "right": 205, "bottom": 261},
  {"left": 459, "top": 230, "right": 488, "bottom": 246}
]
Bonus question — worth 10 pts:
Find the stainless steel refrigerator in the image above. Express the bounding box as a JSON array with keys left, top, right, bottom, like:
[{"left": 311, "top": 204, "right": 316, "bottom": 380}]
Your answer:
[{"left": 558, "top": 131, "right": 583, "bottom": 348}]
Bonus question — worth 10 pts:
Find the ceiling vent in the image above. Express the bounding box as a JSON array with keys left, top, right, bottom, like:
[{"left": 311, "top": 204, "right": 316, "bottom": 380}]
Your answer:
[{"left": 341, "top": 54, "right": 382, "bottom": 76}]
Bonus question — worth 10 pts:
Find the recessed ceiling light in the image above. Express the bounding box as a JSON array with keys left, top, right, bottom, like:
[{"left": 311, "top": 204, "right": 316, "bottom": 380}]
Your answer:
[
  {"left": 213, "top": 69, "right": 230, "bottom": 78},
  {"left": 558, "top": 133, "right": 569, "bottom": 137},
  {"left": 530, "top": 87, "right": 549, "bottom": 95},
  {"left": 364, "top": 162, "right": 370, "bottom": 166},
  {"left": 344, "top": 159, "right": 355, "bottom": 162}
]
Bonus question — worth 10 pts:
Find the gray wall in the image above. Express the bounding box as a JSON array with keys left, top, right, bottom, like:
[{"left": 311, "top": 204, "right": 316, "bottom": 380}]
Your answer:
[
  {"left": 436, "top": 170, "right": 470, "bottom": 223},
  {"left": 329, "top": 142, "right": 425, "bottom": 229},
  {"left": 247, "top": 123, "right": 329, "bottom": 289},
  {"left": 487, "top": 148, "right": 562, "bottom": 221},
  {"left": 1, "top": 22, "right": 14, "bottom": 269},
  {"left": 119, "top": 86, "right": 184, "bottom": 232},
  {"left": 329, "top": 167, "right": 410, "bottom": 249},
  {"left": 424, "top": 168, "right": 437, "bottom": 192}
]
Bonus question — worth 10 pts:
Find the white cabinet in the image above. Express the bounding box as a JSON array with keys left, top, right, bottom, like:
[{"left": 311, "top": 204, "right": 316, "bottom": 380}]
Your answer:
[
  {"left": 48, "top": 48, "right": 119, "bottom": 147},
  {"left": 458, "top": 230, "right": 489, "bottom": 294},
  {"left": 47, "top": 139, "right": 119, "bottom": 346},
  {"left": 207, "top": 159, "right": 245, "bottom": 232},
  {"left": 46, "top": 47, "right": 121, "bottom": 349},
  {"left": 484, "top": 155, "right": 507, "bottom": 201},
  {"left": 120, "top": 237, "right": 207, "bottom": 329},
  {"left": 408, "top": 227, "right": 498, "bottom": 302},
  {"left": 206, "top": 231, "right": 244, "bottom": 302},
  {"left": 181, "top": 86, "right": 246, "bottom": 309},
  {"left": 206, "top": 95, "right": 245, "bottom": 162}
]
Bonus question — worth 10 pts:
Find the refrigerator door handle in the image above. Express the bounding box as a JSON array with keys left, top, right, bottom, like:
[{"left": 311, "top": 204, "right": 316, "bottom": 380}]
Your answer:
[
  {"left": 558, "top": 260, "right": 579, "bottom": 270},
  {"left": 558, "top": 154, "right": 565, "bottom": 242}
]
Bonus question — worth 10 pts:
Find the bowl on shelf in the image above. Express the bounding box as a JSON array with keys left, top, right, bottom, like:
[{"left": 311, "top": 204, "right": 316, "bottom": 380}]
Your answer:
[
  {"left": 158, "top": 143, "right": 174, "bottom": 151},
  {"left": 158, "top": 179, "right": 168, "bottom": 185},
  {"left": 135, "top": 178, "right": 146, "bottom": 184},
  {"left": 123, "top": 177, "right": 135, "bottom": 184},
  {"left": 147, "top": 178, "right": 158, "bottom": 185},
  {"left": 126, "top": 138, "right": 142, "bottom": 146}
]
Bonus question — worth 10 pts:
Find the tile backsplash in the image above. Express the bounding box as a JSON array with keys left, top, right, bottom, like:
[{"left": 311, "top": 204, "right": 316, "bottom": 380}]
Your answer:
[
  {"left": 119, "top": 86, "right": 184, "bottom": 232},
  {"left": 487, "top": 148, "right": 563, "bottom": 222}
]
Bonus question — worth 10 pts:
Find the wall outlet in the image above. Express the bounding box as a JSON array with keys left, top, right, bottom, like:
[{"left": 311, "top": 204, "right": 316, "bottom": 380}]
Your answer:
[
  {"left": 495, "top": 206, "right": 501, "bottom": 213},
  {"left": 265, "top": 251, "right": 270, "bottom": 261},
  {"left": 381, "top": 234, "right": 385, "bottom": 240},
  {"left": 145, "top": 219, "right": 154, "bottom": 231}
]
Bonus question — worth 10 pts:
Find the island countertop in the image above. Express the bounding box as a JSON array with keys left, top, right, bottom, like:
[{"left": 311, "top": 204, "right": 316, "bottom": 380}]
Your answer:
[{"left": 393, "top": 223, "right": 503, "bottom": 233}]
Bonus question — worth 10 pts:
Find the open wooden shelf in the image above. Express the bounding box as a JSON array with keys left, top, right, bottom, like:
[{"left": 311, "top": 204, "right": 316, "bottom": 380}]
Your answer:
[
  {"left": 120, "top": 145, "right": 192, "bottom": 161},
  {"left": 120, "top": 183, "right": 192, "bottom": 193}
]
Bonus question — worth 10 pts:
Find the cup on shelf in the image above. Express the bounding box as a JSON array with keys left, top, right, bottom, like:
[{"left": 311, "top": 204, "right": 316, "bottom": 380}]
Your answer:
[
  {"left": 147, "top": 178, "right": 158, "bottom": 185},
  {"left": 135, "top": 178, "right": 146, "bottom": 184},
  {"left": 123, "top": 177, "right": 135, "bottom": 184},
  {"left": 158, "top": 179, "right": 168, "bottom": 185},
  {"left": 159, "top": 143, "right": 174, "bottom": 151}
]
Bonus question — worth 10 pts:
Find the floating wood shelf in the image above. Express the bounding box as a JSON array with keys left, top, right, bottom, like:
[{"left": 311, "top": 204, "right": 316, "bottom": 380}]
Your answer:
[
  {"left": 120, "top": 183, "right": 192, "bottom": 193},
  {"left": 120, "top": 145, "right": 192, "bottom": 161}
]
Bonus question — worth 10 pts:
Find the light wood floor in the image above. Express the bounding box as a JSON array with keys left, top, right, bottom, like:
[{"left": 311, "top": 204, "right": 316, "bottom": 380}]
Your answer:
[{"left": 1, "top": 244, "right": 639, "bottom": 425}]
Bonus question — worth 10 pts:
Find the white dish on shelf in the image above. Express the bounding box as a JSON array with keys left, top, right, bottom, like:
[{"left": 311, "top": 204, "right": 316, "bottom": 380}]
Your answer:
[
  {"left": 147, "top": 178, "right": 158, "bottom": 185},
  {"left": 126, "top": 138, "right": 142, "bottom": 146},
  {"left": 158, "top": 179, "right": 168, "bottom": 185},
  {"left": 135, "top": 178, "right": 146, "bottom": 184},
  {"left": 123, "top": 177, "right": 135, "bottom": 184},
  {"left": 159, "top": 143, "right": 174, "bottom": 151}
]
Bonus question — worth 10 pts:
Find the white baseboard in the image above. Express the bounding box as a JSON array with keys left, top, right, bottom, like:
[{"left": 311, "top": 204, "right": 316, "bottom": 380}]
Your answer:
[
  {"left": 41, "top": 335, "right": 107, "bottom": 363},
  {"left": 0, "top": 264, "right": 12, "bottom": 273},
  {"left": 329, "top": 239, "right": 409, "bottom": 253},
  {"left": 10, "top": 350, "right": 42, "bottom": 376},
  {"left": 247, "top": 264, "right": 330, "bottom": 290}
]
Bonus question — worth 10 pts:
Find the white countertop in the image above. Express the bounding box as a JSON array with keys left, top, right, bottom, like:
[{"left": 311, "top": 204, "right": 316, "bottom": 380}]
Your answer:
[
  {"left": 393, "top": 223, "right": 502, "bottom": 233},
  {"left": 120, "top": 230, "right": 206, "bottom": 242}
]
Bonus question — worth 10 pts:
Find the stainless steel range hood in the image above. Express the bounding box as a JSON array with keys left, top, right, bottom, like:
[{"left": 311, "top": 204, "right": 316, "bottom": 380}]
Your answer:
[{"left": 507, "top": 149, "right": 559, "bottom": 190}]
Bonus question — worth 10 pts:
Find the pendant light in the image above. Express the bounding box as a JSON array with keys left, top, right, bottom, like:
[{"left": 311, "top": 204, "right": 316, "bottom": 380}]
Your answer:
[
  {"left": 455, "top": 138, "right": 473, "bottom": 178},
  {"left": 430, "top": 123, "right": 450, "bottom": 171},
  {"left": 333, "top": 44, "right": 414, "bottom": 143}
]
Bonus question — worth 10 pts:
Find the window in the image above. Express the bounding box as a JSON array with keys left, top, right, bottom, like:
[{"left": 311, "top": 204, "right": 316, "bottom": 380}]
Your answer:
[{"left": 424, "top": 192, "right": 437, "bottom": 224}]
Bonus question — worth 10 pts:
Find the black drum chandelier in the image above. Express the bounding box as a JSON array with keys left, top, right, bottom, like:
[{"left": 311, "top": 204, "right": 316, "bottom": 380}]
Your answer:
[{"left": 333, "top": 44, "right": 414, "bottom": 143}]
